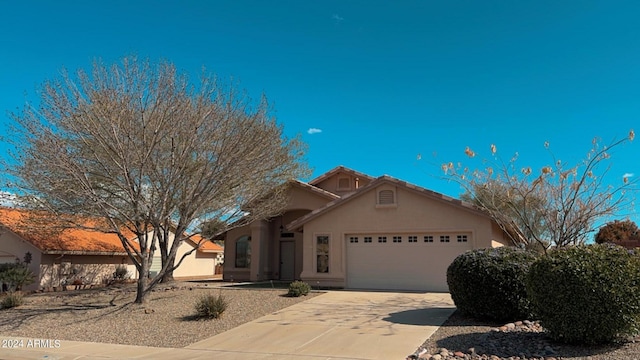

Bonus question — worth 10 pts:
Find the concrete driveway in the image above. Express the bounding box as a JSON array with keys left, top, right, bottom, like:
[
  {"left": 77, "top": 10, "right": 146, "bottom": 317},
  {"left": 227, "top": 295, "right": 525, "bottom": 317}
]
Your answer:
[
  {"left": 1, "top": 290, "right": 455, "bottom": 360},
  {"left": 186, "top": 290, "right": 455, "bottom": 360}
]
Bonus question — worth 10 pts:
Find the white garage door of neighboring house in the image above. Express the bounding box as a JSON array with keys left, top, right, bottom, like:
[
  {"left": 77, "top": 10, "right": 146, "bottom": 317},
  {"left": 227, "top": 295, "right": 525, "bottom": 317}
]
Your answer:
[{"left": 346, "top": 233, "right": 472, "bottom": 292}]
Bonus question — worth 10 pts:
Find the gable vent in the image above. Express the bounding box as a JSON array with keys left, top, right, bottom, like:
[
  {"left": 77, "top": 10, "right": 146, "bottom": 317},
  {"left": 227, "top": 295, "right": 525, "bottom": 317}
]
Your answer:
[
  {"left": 378, "top": 190, "right": 395, "bottom": 205},
  {"left": 337, "top": 177, "right": 351, "bottom": 190}
]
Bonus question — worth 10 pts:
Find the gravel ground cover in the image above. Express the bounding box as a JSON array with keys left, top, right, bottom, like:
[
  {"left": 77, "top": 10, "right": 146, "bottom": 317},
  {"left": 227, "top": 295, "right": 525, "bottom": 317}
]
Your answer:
[
  {"left": 0, "top": 282, "right": 319, "bottom": 348},
  {"left": 5, "top": 285, "right": 640, "bottom": 359},
  {"left": 414, "top": 310, "right": 640, "bottom": 360}
]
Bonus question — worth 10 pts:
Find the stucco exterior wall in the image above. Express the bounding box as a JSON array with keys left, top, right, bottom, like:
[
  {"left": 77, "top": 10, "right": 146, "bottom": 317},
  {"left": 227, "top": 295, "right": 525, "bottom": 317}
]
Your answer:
[
  {"left": 223, "top": 183, "right": 334, "bottom": 283},
  {"left": 39, "top": 254, "right": 134, "bottom": 289},
  {"left": 0, "top": 229, "right": 42, "bottom": 291},
  {"left": 313, "top": 173, "right": 371, "bottom": 197},
  {"left": 173, "top": 240, "right": 217, "bottom": 279},
  {"left": 145, "top": 231, "right": 220, "bottom": 280},
  {"left": 223, "top": 225, "right": 252, "bottom": 282},
  {"left": 287, "top": 186, "right": 335, "bottom": 210},
  {"left": 299, "top": 184, "right": 506, "bottom": 288}
]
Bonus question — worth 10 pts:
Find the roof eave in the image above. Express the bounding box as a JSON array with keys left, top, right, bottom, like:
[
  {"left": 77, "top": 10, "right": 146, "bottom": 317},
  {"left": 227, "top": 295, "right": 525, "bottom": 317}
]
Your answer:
[{"left": 41, "top": 250, "right": 132, "bottom": 256}]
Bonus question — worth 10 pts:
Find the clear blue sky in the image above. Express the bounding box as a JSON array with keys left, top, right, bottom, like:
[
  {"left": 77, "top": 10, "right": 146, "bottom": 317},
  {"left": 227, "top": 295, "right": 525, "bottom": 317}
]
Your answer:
[{"left": 1, "top": 1, "right": 639, "bottom": 221}]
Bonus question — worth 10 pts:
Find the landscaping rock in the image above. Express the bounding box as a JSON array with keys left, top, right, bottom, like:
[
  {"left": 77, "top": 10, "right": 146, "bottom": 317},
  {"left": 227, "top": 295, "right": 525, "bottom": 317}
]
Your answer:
[{"left": 411, "top": 319, "right": 558, "bottom": 360}]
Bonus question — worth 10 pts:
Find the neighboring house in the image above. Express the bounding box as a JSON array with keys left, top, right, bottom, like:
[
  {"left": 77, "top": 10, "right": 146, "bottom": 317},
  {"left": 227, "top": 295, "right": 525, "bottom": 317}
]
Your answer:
[
  {"left": 0, "top": 208, "right": 223, "bottom": 291},
  {"left": 148, "top": 232, "right": 224, "bottom": 280},
  {"left": 222, "top": 166, "right": 510, "bottom": 292}
]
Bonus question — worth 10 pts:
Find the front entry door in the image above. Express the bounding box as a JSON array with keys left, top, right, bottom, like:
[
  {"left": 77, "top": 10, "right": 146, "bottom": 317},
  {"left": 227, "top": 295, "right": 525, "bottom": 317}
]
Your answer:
[{"left": 279, "top": 241, "right": 295, "bottom": 281}]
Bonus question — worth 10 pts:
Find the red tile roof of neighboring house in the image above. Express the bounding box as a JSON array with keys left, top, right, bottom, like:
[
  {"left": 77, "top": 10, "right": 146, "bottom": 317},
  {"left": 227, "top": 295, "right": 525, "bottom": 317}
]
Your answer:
[
  {"left": 187, "top": 233, "right": 223, "bottom": 253},
  {"left": 0, "top": 207, "right": 223, "bottom": 255},
  {"left": 0, "top": 207, "right": 134, "bottom": 255}
]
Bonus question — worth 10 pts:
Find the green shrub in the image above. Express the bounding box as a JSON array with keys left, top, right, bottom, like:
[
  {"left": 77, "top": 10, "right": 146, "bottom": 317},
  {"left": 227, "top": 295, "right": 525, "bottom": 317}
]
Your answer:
[
  {"left": 194, "top": 293, "right": 228, "bottom": 319},
  {"left": 1, "top": 292, "right": 24, "bottom": 309},
  {"left": 446, "top": 247, "right": 539, "bottom": 321},
  {"left": 0, "top": 263, "right": 35, "bottom": 291},
  {"left": 287, "top": 280, "right": 311, "bottom": 297},
  {"left": 527, "top": 244, "right": 640, "bottom": 344}
]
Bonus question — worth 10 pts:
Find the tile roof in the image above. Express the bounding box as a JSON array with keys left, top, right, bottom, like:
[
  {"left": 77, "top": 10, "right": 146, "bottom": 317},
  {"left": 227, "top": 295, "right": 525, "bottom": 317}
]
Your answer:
[
  {"left": 188, "top": 233, "right": 224, "bottom": 252},
  {"left": 290, "top": 179, "right": 341, "bottom": 200},
  {"left": 308, "top": 165, "right": 375, "bottom": 186},
  {"left": 0, "top": 208, "right": 221, "bottom": 254},
  {"left": 0, "top": 207, "right": 132, "bottom": 254}
]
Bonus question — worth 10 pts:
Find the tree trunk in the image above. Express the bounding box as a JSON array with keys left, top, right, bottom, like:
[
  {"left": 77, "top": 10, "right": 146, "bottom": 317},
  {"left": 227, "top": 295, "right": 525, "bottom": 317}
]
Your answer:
[
  {"left": 158, "top": 226, "right": 174, "bottom": 283},
  {"left": 161, "top": 268, "right": 174, "bottom": 283},
  {"left": 134, "top": 256, "right": 151, "bottom": 304},
  {"left": 134, "top": 276, "right": 149, "bottom": 304}
]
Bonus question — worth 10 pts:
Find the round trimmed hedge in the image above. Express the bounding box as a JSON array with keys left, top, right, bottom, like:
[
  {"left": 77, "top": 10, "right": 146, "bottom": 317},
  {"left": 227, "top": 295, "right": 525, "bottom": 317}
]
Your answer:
[
  {"left": 446, "top": 246, "right": 539, "bottom": 321},
  {"left": 527, "top": 244, "right": 640, "bottom": 344}
]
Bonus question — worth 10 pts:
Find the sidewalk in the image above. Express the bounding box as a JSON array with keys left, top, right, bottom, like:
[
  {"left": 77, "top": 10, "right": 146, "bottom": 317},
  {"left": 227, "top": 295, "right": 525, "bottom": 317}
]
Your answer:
[{"left": 1, "top": 291, "right": 455, "bottom": 360}]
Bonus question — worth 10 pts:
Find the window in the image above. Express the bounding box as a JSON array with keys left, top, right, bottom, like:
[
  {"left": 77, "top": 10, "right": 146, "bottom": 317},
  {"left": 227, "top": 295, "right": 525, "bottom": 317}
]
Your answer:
[
  {"left": 440, "top": 235, "right": 450, "bottom": 243},
  {"left": 408, "top": 236, "right": 418, "bottom": 243},
  {"left": 235, "top": 236, "right": 251, "bottom": 268},
  {"left": 393, "top": 236, "right": 402, "bottom": 243},
  {"left": 378, "top": 190, "right": 395, "bottom": 205},
  {"left": 364, "top": 236, "right": 372, "bottom": 243},
  {"left": 457, "top": 235, "right": 468, "bottom": 243},
  {"left": 349, "top": 236, "right": 359, "bottom": 243},
  {"left": 316, "top": 235, "right": 329, "bottom": 273},
  {"left": 424, "top": 235, "right": 434, "bottom": 243},
  {"left": 337, "top": 177, "right": 351, "bottom": 190},
  {"left": 378, "top": 236, "right": 387, "bottom": 243}
]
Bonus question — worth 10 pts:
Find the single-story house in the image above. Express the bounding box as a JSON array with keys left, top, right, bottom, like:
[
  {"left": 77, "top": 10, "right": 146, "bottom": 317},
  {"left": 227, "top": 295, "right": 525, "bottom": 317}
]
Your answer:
[
  {"left": 222, "top": 166, "right": 509, "bottom": 292},
  {"left": 0, "top": 208, "right": 223, "bottom": 291}
]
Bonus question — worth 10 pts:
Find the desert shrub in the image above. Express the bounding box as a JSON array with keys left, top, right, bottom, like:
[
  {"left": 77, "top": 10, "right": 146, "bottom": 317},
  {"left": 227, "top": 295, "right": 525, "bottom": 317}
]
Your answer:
[
  {"left": 113, "top": 265, "right": 130, "bottom": 280},
  {"left": 446, "top": 247, "right": 539, "bottom": 321},
  {"left": 1, "top": 292, "right": 24, "bottom": 309},
  {"left": 287, "top": 280, "right": 311, "bottom": 297},
  {"left": 0, "top": 263, "right": 35, "bottom": 291},
  {"left": 194, "top": 293, "right": 228, "bottom": 319},
  {"left": 527, "top": 244, "right": 640, "bottom": 344}
]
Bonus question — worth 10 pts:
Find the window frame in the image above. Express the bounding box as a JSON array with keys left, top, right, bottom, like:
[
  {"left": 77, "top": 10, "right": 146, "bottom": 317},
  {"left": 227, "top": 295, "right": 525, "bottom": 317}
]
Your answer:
[
  {"left": 234, "top": 235, "right": 251, "bottom": 268},
  {"left": 316, "top": 234, "right": 330, "bottom": 273}
]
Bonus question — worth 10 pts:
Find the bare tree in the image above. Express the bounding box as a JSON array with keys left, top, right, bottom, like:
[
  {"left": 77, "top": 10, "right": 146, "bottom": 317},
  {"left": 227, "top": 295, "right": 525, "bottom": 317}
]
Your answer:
[
  {"left": 441, "top": 131, "right": 636, "bottom": 251},
  {"left": 6, "top": 57, "right": 308, "bottom": 303}
]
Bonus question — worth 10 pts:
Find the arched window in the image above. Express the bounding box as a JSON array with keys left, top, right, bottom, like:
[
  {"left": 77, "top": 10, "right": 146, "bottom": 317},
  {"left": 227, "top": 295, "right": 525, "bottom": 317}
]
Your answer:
[{"left": 235, "top": 236, "right": 251, "bottom": 268}]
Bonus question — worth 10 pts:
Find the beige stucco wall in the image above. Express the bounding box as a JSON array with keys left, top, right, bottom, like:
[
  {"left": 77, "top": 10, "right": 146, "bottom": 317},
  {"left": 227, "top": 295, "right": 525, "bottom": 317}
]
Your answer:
[
  {"left": 0, "top": 228, "right": 43, "bottom": 291},
  {"left": 299, "top": 183, "right": 507, "bottom": 288},
  {"left": 145, "top": 231, "right": 220, "bottom": 280},
  {"left": 173, "top": 238, "right": 218, "bottom": 279},
  {"left": 287, "top": 185, "right": 335, "bottom": 210},
  {"left": 223, "top": 184, "right": 333, "bottom": 282},
  {"left": 223, "top": 225, "right": 252, "bottom": 282},
  {"left": 39, "top": 254, "right": 134, "bottom": 289},
  {"left": 313, "top": 172, "right": 371, "bottom": 197}
]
